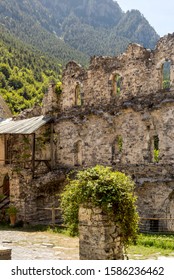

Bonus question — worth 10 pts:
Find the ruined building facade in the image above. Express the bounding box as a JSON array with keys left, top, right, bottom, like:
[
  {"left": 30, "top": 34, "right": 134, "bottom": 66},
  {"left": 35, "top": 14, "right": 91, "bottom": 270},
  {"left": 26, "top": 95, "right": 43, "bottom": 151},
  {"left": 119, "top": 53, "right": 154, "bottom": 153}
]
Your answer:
[{"left": 0, "top": 34, "right": 174, "bottom": 231}]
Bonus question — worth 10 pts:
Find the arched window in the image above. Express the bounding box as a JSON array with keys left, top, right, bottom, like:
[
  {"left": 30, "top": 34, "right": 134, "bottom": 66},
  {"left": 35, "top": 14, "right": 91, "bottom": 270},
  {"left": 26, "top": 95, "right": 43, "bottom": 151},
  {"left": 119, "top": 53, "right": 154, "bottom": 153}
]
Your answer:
[
  {"left": 75, "top": 83, "right": 82, "bottom": 106},
  {"left": 162, "top": 60, "right": 171, "bottom": 90},
  {"left": 74, "top": 140, "right": 82, "bottom": 165},
  {"left": 112, "top": 74, "right": 121, "bottom": 96}
]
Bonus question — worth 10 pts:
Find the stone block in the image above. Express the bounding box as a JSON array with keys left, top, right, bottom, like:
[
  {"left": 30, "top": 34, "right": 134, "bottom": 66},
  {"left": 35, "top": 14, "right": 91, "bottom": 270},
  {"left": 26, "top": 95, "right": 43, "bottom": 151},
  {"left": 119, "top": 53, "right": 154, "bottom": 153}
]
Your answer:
[{"left": 0, "top": 247, "right": 11, "bottom": 260}]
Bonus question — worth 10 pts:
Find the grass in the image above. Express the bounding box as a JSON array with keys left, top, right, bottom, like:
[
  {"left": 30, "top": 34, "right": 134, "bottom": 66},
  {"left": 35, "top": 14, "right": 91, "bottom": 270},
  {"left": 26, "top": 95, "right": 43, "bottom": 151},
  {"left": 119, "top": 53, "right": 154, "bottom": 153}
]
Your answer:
[{"left": 127, "top": 233, "right": 174, "bottom": 259}]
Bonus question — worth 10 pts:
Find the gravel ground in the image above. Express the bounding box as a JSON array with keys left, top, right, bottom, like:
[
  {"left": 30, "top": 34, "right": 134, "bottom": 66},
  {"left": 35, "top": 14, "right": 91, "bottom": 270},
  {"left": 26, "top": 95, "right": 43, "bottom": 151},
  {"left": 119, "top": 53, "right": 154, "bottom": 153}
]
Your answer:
[{"left": 0, "top": 229, "right": 79, "bottom": 260}]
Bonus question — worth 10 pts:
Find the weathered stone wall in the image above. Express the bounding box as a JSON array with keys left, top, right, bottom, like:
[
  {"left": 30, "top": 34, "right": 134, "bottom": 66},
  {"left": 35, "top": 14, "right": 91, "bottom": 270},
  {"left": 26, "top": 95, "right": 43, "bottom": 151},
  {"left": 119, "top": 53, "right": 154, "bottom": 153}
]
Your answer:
[
  {"left": 54, "top": 34, "right": 174, "bottom": 232},
  {"left": 0, "top": 95, "right": 12, "bottom": 118},
  {"left": 79, "top": 206, "right": 124, "bottom": 260},
  {"left": 61, "top": 34, "right": 174, "bottom": 111},
  {"left": 0, "top": 135, "right": 5, "bottom": 166},
  {"left": 42, "top": 82, "right": 61, "bottom": 116},
  {"left": 9, "top": 169, "right": 66, "bottom": 224},
  {"left": 55, "top": 99, "right": 174, "bottom": 166}
]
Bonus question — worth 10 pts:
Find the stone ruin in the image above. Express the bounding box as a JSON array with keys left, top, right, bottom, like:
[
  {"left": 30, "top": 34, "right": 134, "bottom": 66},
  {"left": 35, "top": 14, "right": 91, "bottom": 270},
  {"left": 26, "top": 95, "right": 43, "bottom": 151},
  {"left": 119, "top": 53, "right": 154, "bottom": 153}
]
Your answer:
[{"left": 0, "top": 34, "right": 174, "bottom": 233}]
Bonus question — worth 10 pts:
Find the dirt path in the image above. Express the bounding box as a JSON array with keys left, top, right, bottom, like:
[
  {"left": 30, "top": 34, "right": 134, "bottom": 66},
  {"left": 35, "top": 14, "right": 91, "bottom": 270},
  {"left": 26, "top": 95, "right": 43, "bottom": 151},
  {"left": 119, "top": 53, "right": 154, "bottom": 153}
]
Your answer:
[{"left": 0, "top": 229, "right": 79, "bottom": 260}]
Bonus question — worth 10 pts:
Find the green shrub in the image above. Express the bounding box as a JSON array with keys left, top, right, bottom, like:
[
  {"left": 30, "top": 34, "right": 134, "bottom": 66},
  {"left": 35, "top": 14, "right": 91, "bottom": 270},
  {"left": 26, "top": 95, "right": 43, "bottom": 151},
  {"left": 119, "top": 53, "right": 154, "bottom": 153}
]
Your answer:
[{"left": 61, "top": 165, "right": 139, "bottom": 246}]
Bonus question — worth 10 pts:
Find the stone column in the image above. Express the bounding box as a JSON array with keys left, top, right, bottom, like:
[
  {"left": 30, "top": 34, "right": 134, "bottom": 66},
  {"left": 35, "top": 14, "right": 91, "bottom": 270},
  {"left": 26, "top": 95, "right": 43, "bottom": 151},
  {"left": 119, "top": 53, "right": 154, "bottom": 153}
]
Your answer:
[{"left": 79, "top": 205, "right": 124, "bottom": 260}]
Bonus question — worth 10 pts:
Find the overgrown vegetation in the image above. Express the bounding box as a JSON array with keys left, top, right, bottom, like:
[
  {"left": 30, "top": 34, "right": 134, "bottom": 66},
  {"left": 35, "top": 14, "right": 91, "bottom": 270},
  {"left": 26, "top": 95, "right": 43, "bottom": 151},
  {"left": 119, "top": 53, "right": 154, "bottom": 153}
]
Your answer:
[{"left": 61, "top": 165, "right": 139, "bottom": 246}]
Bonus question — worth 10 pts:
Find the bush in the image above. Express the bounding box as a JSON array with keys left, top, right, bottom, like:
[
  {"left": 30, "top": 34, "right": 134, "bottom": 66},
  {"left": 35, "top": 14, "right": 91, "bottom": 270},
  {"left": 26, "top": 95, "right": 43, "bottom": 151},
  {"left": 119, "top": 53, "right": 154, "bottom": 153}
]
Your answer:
[{"left": 61, "top": 165, "right": 139, "bottom": 246}]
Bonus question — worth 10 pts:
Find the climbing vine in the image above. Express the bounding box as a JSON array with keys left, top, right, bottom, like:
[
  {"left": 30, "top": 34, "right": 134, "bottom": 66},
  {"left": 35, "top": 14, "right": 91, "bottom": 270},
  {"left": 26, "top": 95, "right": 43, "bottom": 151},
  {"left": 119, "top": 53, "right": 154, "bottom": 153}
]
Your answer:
[{"left": 61, "top": 165, "right": 139, "bottom": 246}]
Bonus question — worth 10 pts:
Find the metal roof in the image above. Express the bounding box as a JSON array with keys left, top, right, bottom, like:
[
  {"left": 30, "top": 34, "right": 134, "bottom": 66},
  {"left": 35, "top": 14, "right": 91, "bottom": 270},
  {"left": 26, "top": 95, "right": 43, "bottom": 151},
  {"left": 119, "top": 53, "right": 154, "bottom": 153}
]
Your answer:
[{"left": 0, "top": 115, "right": 53, "bottom": 134}]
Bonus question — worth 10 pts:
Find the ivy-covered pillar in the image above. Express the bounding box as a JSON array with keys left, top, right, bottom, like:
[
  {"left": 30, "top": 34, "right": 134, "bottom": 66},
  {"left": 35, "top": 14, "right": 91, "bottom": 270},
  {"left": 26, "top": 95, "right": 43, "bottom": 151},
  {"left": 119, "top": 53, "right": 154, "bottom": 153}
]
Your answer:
[
  {"left": 61, "top": 165, "right": 139, "bottom": 260},
  {"left": 79, "top": 205, "right": 124, "bottom": 260}
]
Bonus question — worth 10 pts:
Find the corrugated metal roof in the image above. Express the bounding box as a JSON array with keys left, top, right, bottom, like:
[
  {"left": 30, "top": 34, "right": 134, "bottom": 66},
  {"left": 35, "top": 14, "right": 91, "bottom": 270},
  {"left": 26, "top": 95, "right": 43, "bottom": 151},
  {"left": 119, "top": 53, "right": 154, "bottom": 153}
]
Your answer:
[{"left": 0, "top": 115, "right": 53, "bottom": 134}]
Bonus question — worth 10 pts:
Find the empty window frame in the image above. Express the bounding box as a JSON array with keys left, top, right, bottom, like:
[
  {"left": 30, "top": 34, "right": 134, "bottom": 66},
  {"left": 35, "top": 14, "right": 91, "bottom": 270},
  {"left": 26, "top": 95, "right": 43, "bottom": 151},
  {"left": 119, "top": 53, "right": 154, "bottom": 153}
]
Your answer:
[
  {"left": 150, "top": 219, "right": 159, "bottom": 232},
  {"left": 153, "top": 135, "right": 159, "bottom": 162},
  {"left": 112, "top": 74, "right": 121, "bottom": 96},
  {"left": 75, "top": 83, "right": 82, "bottom": 106},
  {"left": 162, "top": 60, "right": 171, "bottom": 90}
]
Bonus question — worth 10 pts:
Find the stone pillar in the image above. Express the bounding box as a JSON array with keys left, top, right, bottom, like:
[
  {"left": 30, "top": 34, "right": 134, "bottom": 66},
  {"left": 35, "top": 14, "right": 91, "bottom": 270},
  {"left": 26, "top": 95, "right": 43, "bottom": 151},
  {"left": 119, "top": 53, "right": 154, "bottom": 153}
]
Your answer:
[
  {"left": 0, "top": 246, "right": 12, "bottom": 260},
  {"left": 79, "top": 206, "right": 124, "bottom": 260}
]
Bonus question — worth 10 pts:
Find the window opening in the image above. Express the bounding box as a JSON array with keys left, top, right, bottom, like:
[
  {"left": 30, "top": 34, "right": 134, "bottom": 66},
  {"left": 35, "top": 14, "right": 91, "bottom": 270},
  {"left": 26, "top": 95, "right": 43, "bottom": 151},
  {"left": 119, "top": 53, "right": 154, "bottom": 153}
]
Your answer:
[
  {"left": 112, "top": 74, "right": 121, "bottom": 96},
  {"left": 153, "top": 135, "right": 159, "bottom": 162},
  {"left": 75, "top": 83, "right": 82, "bottom": 106},
  {"left": 162, "top": 60, "right": 171, "bottom": 90},
  {"left": 150, "top": 219, "right": 159, "bottom": 232}
]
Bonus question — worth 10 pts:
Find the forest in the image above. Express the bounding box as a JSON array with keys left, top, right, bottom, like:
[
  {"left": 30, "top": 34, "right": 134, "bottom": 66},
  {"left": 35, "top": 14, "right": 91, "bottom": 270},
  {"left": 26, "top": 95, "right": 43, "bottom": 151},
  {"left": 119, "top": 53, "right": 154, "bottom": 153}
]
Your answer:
[{"left": 0, "top": 26, "right": 62, "bottom": 114}]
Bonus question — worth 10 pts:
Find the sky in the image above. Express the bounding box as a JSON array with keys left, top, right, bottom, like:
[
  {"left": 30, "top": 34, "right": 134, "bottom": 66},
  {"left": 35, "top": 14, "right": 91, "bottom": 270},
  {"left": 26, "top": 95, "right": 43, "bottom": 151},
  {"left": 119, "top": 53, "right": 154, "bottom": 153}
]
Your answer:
[{"left": 115, "top": 0, "right": 174, "bottom": 36}]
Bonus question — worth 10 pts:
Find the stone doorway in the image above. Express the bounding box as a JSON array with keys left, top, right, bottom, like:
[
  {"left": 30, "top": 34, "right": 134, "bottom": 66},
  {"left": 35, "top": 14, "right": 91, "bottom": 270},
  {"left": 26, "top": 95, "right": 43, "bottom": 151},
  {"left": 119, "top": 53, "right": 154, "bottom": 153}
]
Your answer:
[{"left": 2, "top": 174, "right": 10, "bottom": 197}]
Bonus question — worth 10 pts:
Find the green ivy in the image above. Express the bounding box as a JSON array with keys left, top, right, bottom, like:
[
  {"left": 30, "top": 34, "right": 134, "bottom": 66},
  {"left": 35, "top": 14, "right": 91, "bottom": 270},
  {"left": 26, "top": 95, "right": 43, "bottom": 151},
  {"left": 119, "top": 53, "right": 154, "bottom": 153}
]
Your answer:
[{"left": 61, "top": 165, "right": 139, "bottom": 246}]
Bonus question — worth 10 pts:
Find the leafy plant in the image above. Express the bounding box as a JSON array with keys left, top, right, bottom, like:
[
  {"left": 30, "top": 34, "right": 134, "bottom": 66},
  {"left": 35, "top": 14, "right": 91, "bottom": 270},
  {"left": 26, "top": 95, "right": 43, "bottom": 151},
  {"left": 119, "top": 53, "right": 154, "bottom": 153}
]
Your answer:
[
  {"left": 154, "top": 149, "right": 159, "bottom": 163},
  {"left": 61, "top": 165, "right": 139, "bottom": 246},
  {"left": 6, "top": 205, "right": 17, "bottom": 215}
]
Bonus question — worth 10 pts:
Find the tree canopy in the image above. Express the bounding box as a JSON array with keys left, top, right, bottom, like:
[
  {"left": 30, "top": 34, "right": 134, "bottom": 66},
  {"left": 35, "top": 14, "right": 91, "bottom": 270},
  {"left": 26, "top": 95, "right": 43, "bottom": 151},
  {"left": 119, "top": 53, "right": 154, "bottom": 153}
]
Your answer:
[{"left": 0, "top": 26, "right": 62, "bottom": 114}]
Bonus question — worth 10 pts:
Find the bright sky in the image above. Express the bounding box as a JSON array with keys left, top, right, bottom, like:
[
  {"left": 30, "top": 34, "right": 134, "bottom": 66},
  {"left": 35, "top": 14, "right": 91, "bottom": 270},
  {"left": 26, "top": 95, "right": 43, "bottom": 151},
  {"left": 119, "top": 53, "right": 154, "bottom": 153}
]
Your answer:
[{"left": 116, "top": 0, "right": 174, "bottom": 36}]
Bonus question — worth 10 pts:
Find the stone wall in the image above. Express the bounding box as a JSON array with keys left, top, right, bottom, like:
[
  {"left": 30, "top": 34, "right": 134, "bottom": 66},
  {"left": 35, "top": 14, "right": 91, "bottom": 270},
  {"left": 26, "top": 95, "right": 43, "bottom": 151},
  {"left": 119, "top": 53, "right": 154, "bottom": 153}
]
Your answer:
[
  {"left": 54, "top": 98, "right": 174, "bottom": 167},
  {"left": 61, "top": 34, "right": 174, "bottom": 111},
  {"left": 0, "top": 135, "right": 5, "bottom": 166},
  {"left": 79, "top": 206, "right": 124, "bottom": 260},
  {"left": 54, "top": 34, "right": 174, "bottom": 232},
  {"left": 9, "top": 169, "right": 66, "bottom": 225}
]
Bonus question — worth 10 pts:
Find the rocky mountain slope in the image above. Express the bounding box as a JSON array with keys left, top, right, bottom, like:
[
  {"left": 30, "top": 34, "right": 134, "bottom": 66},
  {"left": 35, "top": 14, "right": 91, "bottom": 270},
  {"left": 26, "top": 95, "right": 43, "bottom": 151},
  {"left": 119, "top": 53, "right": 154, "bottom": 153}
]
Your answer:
[{"left": 0, "top": 0, "right": 159, "bottom": 64}]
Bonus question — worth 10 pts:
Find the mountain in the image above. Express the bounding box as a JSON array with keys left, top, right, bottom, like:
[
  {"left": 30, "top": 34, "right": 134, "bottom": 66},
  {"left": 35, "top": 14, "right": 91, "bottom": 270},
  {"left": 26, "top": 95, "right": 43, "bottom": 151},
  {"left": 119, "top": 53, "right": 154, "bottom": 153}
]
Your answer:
[
  {"left": 0, "top": 0, "right": 159, "bottom": 62},
  {"left": 0, "top": 0, "right": 89, "bottom": 66}
]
